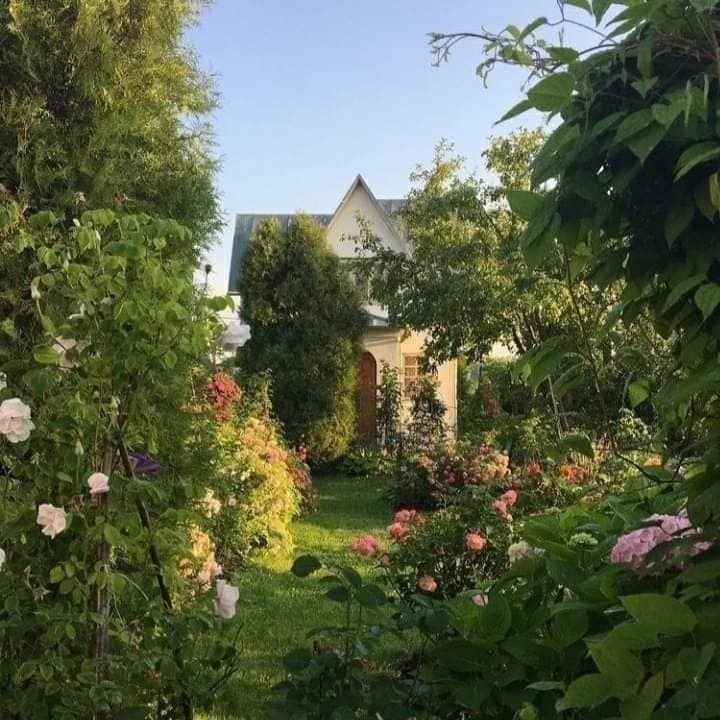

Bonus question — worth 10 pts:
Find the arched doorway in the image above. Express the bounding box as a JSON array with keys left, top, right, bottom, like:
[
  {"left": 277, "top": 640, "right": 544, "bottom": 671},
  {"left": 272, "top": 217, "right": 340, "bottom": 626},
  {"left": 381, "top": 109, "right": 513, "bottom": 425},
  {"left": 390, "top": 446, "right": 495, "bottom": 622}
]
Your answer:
[{"left": 357, "top": 351, "right": 377, "bottom": 444}]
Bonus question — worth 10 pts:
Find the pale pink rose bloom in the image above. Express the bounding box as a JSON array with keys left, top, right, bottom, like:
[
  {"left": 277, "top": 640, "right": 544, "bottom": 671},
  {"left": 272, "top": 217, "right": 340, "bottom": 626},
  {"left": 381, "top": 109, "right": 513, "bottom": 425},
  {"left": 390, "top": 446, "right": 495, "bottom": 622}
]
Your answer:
[
  {"left": 394, "top": 509, "right": 412, "bottom": 523},
  {"left": 37, "top": 504, "right": 67, "bottom": 539},
  {"left": 472, "top": 593, "right": 488, "bottom": 607},
  {"left": 493, "top": 499, "right": 509, "bottom": 519},
  {"left": 214, "top": 579, "right": 239, "bottom": 620},
  {"left": 417, "top": 575, "right": 438, "bottom": 593},
  {"left": 87, "top": 472, "right": 110, "bottom": 496},
  {"left": 465, "top": 533, "right": 487, "bottom": 552},
  {"left": 0, "top": 398, "right": 35, "bottom": 443},
  {"left": 501, "top": 489, "right": 519, "bottom": 507},
  {"left": 198, "top": 555, "right": 223, "bottom": 586},
  {"left": 349, "top": 534, "right": 381, "bottom": 557},
  {"left": 387, "top": 522, "right": 410, "bottom": 542}
]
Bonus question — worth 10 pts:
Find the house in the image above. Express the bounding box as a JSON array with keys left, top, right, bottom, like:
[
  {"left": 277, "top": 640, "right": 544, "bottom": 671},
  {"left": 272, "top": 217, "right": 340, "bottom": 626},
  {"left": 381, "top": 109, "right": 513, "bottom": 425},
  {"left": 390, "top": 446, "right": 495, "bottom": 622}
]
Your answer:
[{"left": 227, "top": 175, "right": 457, "bottom": 440}]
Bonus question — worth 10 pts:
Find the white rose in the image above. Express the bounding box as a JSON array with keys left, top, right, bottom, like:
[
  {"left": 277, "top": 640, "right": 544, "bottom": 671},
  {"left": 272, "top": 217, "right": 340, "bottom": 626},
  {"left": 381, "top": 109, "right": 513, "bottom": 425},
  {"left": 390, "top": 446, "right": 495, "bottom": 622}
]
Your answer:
[
  {"left": 214, "top": 579, "right": 239, "bottom": 620},
  {"left": 87, "top": 472, "right": 110, "bottom": 496},
  {"left": 219, "top": 321, "right": 251, "bottom": 351},
  {"left": 0, "top": 373, "right": 6, "bottom": 391},
  {"left": 0, "top": 548, "right": 5, "bottom": 570},
  {"left": 37, "top": 504, "right": 67, "bottom": 539},
  {"left": 0, "top": 398, "right": 35, "bottom": 443}
]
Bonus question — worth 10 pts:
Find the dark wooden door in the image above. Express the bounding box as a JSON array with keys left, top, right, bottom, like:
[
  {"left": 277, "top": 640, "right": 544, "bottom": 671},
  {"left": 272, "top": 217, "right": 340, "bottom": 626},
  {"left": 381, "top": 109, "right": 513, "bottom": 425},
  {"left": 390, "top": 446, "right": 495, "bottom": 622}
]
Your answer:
[{"left": 358, "top": 351, "right": 377, "bottom": 444}]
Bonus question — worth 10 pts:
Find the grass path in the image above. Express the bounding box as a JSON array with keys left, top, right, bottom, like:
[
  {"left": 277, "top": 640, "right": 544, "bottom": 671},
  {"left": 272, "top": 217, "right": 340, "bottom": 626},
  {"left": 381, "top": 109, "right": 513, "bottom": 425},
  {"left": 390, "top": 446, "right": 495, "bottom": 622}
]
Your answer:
[{"left": 210, "top": 473, "right": 390, "bottom": 719}]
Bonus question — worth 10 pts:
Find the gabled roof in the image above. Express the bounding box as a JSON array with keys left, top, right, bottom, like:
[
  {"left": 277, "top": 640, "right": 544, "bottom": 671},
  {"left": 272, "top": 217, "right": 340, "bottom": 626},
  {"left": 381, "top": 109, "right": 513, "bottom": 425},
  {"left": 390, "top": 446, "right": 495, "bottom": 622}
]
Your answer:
[{"left": 227, "top": 176, "right": 405, "bottom": 294}]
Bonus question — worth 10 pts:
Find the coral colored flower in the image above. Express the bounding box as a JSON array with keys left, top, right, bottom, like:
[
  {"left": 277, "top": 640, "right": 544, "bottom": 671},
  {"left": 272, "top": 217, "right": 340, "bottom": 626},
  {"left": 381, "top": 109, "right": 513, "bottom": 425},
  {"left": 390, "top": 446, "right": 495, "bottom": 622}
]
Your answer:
[
  {"left": 0, "top": 398, "right": 35, "bottom": 443},
  {"left": 387, "top": 522, "right": 410, "bottom": 542},
  {"left": 87, "top": 472, "right": 110, "bottom": 496},
  {"left": 37, "top": 504, "right": 67, "bottom": 539},
  {"left": 501, "top": 489, "right": 519, "bottom": 507},
  {"left": 417, "top": 575, "right": 437, "bottom": 593},
  {"left": 349, "top": 534, "right": 381, "bottom": 557},
  {"left": 465, "top": 533, "right": 487, "bottom": 552},
  {"left": 493, "top": 499, "right": 509, "bottom": 519},
  {"left": 214, "top": 579, "right": 239, "bottom": 619},
  {"left": 526, "top": 462, "right": 542, "bottom": 477},
  {"left": 559, "top": 464, "right": 585, "bottom": 484},
  {"left": 472, "top": 593, "right": 488, "bottom": 607}
]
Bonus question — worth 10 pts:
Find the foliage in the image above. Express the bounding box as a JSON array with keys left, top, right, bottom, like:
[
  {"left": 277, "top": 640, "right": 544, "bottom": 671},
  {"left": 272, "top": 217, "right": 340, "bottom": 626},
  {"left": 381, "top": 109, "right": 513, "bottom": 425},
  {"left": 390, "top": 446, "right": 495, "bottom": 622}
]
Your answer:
[
  {"left": 237, "top": 215, "right": 366, "bottom": 463},
  {"left": 337, "top": 446, "right": 394, "bottom": 481},
  {"left": 0, "top": 0, "right": 220, "bottom": 256},
  {"left": 406, "top": 375, "right": 447, "bottom": 450},
  {"left": 376, "top": 360, "right": 402, "bottom": 450},
  {"left": 0, "top": 206, "right": 239, "bottom": 718}
]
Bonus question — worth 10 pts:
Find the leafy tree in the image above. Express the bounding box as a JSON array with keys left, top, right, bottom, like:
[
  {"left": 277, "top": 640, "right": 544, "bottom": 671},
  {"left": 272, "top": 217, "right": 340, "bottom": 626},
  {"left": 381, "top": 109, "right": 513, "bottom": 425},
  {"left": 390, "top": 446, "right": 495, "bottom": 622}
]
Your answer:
[
  {"left": 237, "top": 215, "right": 366, "bottom": 462},
  {"left": 376, "top": 361, "right": 402, "bottom": 450},
  {"left": 0, "top": 0, "right": 220, "bottom": 254}
]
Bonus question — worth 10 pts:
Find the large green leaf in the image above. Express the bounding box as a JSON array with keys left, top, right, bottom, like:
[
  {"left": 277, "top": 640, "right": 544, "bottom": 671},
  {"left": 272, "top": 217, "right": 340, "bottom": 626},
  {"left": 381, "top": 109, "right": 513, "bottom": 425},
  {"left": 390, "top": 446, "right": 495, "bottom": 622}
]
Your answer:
[
  {"left": 507, "top": 190, "right": 547, "bottom": 221},
  {"left": 498, "top": 98, "right": 533, "bottom": 123},
  {"left": 527, "top": 73, "right": 575, "bottom": 111},
  {"left": 628, "top": 379, "right": 650, "bottom": 407},
  {"left": 619, "top": 672, "right": 663, "bottom": 720},
  {"left": 621, "top": 594, "right": 697, "bottom": 635},
  {"left": 662, "top": 274, "right": 706, "bottom": 313},
  {"left": 664, "top": 198, "right": 694, "bottom": 246},
  {"left": 291, "top": 555, "right": 322, "bottom": 577},
  {"left": 675, "top": 141, "right": 720, "bottom": 180},
  {"left": 614, "top": 109, "right": 653, "bottom": 144},
  {"left": 588, "top": 641, "right": 644, "bottom": 698},
  {"left": 559, "top": 673, "right": 613, "bottom": 710},
  {"left": 694, "top": 283, "right": 720, "bottom": 321},
  {"left": 628, "top": 123, "right": 666, "bottom": 164}
]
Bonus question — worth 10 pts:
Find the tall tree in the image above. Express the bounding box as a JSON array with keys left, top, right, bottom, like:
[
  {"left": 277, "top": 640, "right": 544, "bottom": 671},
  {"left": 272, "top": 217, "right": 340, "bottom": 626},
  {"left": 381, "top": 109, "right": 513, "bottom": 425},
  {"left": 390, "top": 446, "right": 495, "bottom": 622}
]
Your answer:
[
  {"left": 0, "top": 0, "right": 220, "bottom": 253},
  {"left": 238, "top": 215, "right": 366, "bottom": 462}
]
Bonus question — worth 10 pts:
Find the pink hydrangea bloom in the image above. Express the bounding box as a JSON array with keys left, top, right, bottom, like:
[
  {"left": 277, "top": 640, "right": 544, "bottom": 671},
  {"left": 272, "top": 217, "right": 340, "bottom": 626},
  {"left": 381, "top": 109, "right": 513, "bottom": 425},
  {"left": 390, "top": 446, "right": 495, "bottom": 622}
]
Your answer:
[
  {"left": 417, "top": 575, "right": 437, "bottom": 593},
  {"left": 611, "top": 510, "right": 711, "bottom": 571},
  {"left": 349, "top": 534, "right": 381, "bottom": 557},
  {"left": 465, "top": 533, "right": 487, "bottom": 552}
]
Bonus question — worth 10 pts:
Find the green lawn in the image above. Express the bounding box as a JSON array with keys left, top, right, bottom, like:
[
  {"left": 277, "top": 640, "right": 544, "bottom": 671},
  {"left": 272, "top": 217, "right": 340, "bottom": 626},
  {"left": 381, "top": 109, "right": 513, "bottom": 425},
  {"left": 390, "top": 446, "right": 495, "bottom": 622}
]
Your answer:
[{"left": 208, "top": 473, "right": 391, "bottom": 719}]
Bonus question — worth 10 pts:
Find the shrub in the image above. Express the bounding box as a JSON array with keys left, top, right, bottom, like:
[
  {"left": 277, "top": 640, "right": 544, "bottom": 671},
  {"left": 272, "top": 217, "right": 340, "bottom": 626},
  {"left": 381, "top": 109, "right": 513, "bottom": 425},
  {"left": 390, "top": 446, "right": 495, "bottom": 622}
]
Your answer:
[
  {"left": 376, "top": 361, "right": 402, "bottom": 450},
  {"left": 406, "top": 375, "right": 446, "bottom": 450},
  {"left": 337, "top": 446, "right": 394, "bottom": 481}
]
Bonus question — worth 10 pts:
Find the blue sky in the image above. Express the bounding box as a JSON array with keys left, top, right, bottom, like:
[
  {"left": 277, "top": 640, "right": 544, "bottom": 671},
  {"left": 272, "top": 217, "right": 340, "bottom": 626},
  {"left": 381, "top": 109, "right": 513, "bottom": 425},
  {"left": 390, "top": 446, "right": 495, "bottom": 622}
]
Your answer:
[{"left": 186, "top": 0, "right": 566, "bottom": 293}]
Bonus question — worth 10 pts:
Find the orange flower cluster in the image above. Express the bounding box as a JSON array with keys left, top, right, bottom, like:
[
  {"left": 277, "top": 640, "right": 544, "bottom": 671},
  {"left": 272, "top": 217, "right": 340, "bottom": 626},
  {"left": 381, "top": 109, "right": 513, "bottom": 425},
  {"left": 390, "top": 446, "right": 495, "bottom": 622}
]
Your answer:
[{"left": 558, "top": 463, "right": 585, "bottom": 484}]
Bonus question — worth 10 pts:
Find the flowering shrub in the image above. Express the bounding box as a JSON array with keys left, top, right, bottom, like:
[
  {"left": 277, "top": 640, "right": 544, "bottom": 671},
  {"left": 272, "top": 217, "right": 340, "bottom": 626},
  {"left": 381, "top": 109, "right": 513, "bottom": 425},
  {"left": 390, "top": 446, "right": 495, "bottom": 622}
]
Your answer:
[{"left": 204, "top": 371, "right": 243, "bottom": 421}]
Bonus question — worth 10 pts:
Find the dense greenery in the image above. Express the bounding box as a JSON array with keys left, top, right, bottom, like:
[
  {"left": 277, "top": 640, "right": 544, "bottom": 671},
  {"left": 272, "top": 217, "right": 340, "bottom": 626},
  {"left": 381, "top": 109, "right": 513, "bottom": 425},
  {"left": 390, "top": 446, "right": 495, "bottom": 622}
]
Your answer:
[{"left": 237, "top": 215, "right": 366, "bottom": 463}]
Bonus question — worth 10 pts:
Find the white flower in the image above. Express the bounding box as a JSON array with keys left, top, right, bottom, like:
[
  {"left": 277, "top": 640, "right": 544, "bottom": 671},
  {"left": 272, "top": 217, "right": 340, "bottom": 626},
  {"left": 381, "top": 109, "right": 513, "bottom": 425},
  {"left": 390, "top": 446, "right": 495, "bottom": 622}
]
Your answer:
[
  {"left": 0, "top": 373, "right": 6, "bottom": 391},
  {"left": 53, "top": 337, "right": 85, "bottom": 369},
  {"left": 37, "top": 504, "right": 67, "bottom": 539},
  {"left": 201, "top": 490, "right": 221, "bottom": 517},
  {"left": 0, "top": 398, "right": 35, "bottom": 443},
  {"left": 507, "top": 541, "right": 536, "bottom": 564},
  {"left": 219, "top": 321, "right": 251, "bottom": 351},
  {"left": 214, "top": 579, "right": 239, "bottom": 620},
  {"left": 198, "top": 555, "right": 223, "bottom": 586},
  {"left": 0, "top": 548, "right": 5, "bottom": 570},
  {"left": 87, "top": 472, "right": 110, "bottom": 496}
]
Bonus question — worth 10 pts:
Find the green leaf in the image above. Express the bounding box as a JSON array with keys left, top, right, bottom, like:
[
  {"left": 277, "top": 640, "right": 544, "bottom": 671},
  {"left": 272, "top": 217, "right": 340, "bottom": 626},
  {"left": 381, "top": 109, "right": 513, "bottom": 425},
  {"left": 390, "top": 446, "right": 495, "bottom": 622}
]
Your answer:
[
  {"left": 14, "top": 661, "right": 37, "bottom": 683},
  {"left": 551, "top": 609, "right": 588, "bottom": 647},
  {"left": 28, "top": 210, "right": 58, "bottom": 228},
  {"left": 628, "top": 379, "right": 650, "bottom": 407},
  {"left": 33, "top": 345, "right": 60, "bottom": 365},
  {"left": 507, "top": 190, "right": 547, "bottom": 221},
  {"left": 518, "top": 17, "right": 548, "bottom": 41},
  {"left": 434, "top": 639, "right": 485, "bottom": 672},
  {"left": 652, "top": 101, "right": 684, "bottom": 128},
  {"left": 527, "top": 73, "right": 575, "bottom": 112},
  {"left": 103, "top": 524, "right": 124, "bottom": 546},
  {"left": 476, "top": 595, "right": 512, "bottom": 638},
  {"left": 521, "top": 209, "right": 560, "bottom": 270},
  {"left": 614, "top": 109, "right": 653, "bottom": 144},
  {"left": 674, "top": 142, "right": 720, "bottom": 181},
  {"left": 694, "top": 283, "right": 720, "bottom": 321},
  {"left": 636, "top": 35, "right": 653, "bottom": 78},
  {"left": 662, "top": 274, "right": 706, "bottom": 313},
  {"left": 603, "top": 622, "right": 659, "bottom": 652},
  {"left": 498, "top": 99, "right": 533, "bottom": 123},
  {"left": 562, "top": 433, "right": 594, "bottom": 458},
  {"left": 326, "top": 585, "right": 350, "bottom": 602},
  {"left": 49, "top": 566, "right": 65, "bottom": 584},
  {"left": 593, "top": 0, "right": 614, "bottom": 23},
  {"left": 563, "top": 0, "right": 592, "bottom": 12},
  {"left": 628, "top": 123, "right": 666, "bottom": 164},
  {"left": 553, "top": 363, "right": 585, "bottom": 400},
  {"left": 453, "top": 679, "right": 493, "bottom": 710},
  {"left": 559, "top": 673, "right": 613, "bottom": 710},
  {"left": 664, "top": 198, "right": 694, "bottom": 246},
  {"left": 619, "top": 672, "right": 663, "bottom": 720},
  {"left": 621, "top": 594, "right": 697, "bottom": 635},
  {"left": 282, "top": 647, "right": 312, "bottom": 672},
  {"left": 291, "top": 555, "right": 322, "bottom": 577},
  {"left": 356, "top": 584, "right": 387, "bottom": 608},
  {"left": 589, "top": 641, "right": 644, "bottom": 698}
]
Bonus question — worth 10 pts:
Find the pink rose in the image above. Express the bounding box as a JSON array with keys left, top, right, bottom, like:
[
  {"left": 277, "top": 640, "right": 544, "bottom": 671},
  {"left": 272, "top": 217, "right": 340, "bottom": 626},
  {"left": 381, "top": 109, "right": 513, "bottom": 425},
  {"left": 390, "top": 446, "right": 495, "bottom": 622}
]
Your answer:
[
  {"left": 394, "top": 509, "right": 412, "bottom": 523},
  {"left": 387, "top": 522, "right": 410, "bottom": 542},
  {"left": 472, "top": 593, "right": 488, "bottom": 607},
  {"left": 349, "top": 534, "right": 381, "bottom": 557},
  {"left": 417, "top": 575, "right": 437, "bottom": 593},
  {"left": 501, "top": 489, "right": 519, "bottom": 507},
  {"left": 465, "top": 533, "right": 487, "bottom": 552},
  {"left": 87, "top": 472, "right": 110, "bottom": 496},
  {"left": 493, "top": 499, "right": 509, "bottom": 519},
  {"left": 214, "top": 579, "right": 239, "bottom": 620},
  {"left": 37, "top": 504, "right": 67, "bottom": 539}
]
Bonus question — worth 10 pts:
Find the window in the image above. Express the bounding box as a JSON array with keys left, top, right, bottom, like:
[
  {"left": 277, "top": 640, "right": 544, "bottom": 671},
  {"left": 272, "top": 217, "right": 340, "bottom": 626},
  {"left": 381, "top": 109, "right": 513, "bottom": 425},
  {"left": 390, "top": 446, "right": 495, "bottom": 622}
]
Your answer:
[{"left": 403, "top": 354, "right": 423, "bottom": 396}]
